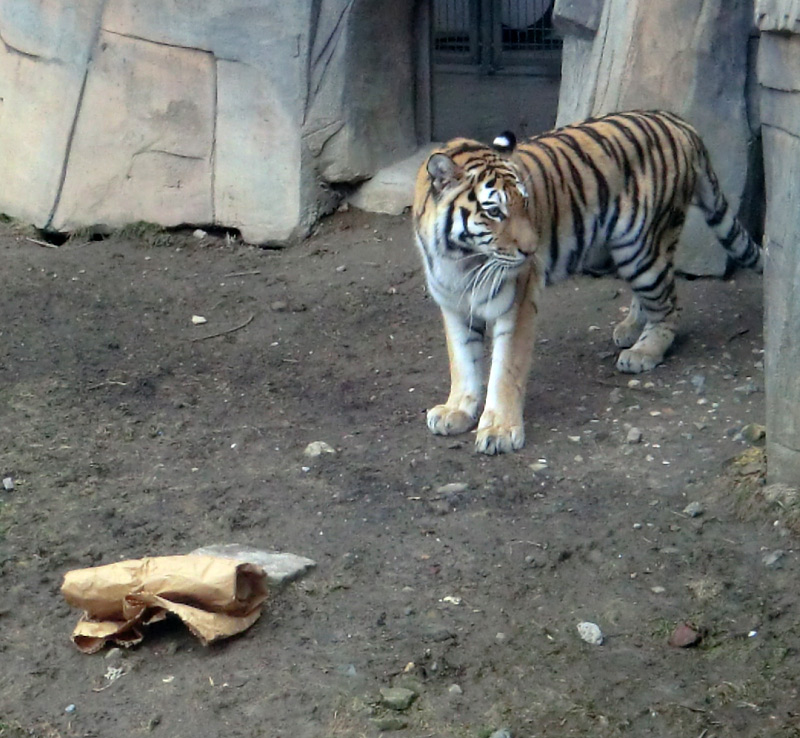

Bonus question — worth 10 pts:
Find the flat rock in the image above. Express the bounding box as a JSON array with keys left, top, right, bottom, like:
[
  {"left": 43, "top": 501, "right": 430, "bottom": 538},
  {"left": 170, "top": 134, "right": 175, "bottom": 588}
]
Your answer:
[
  {"left": 379, "top": 686, "right": 417, "bottom": 711},
  {"left": 190, "top": 544, "right": 316, "bottom": 586}
]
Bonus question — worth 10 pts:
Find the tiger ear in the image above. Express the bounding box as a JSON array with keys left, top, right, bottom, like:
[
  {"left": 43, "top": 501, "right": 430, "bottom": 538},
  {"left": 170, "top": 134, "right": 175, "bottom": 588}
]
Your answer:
[
  {"left": 492, "top": 131, "right": 516, "bottom": 154},
  {"left": 427, "top": 153, "right": 461, "bottom": 192}
]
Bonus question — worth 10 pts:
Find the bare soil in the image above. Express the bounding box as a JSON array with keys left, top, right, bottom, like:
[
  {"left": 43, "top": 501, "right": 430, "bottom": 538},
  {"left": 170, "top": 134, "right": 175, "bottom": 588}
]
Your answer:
[{"left": 0, "top": 209, "right": 794, "bottom": 738}]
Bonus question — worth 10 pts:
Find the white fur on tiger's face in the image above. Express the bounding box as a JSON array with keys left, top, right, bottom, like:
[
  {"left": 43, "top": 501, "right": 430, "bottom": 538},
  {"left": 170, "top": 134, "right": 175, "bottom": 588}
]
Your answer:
[{"left": 413, "top": 110, "right": 762, "bottom": 455}]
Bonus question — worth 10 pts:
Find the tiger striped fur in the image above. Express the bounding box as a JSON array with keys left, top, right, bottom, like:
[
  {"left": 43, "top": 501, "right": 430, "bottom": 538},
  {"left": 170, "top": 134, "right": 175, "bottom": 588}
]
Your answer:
[{"left": 413, "top": 110, "right": 762, "bottom": 455}]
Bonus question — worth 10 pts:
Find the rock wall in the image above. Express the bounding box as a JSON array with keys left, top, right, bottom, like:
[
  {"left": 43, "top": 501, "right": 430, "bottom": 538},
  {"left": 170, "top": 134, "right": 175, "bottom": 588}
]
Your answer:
[
  {"left": 0, "top": 0, "right": 419, "bottom": 243},
  {"left": 756, "top": 0, "right": 800, "bottom": 484},
  {"left": 553, "top": 0, "right": 761, "bottom": 276}
]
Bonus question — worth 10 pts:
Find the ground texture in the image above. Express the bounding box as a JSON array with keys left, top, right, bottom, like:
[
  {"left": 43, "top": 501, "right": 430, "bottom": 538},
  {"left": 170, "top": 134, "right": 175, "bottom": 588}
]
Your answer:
[{"left": 1, "top": 211, "right": 795, "bottom": 738}]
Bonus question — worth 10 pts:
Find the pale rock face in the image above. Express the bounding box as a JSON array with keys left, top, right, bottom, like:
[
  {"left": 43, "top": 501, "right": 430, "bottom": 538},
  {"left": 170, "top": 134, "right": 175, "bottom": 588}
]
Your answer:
[
  {"left": 52, "top": 31, "right": 215, "bottom": 232},
  {"left": 756, "top": 0, "right": 800, "bottom": 484},
  {"left": 553, "top": 0, "right": 758, "bottom": 276},
  {"left": 0, "top": 0, "right": 418, "bottom": 243}
]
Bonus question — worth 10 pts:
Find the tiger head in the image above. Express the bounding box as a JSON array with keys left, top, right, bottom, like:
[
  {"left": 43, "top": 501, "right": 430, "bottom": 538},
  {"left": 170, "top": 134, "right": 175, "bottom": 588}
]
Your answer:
[{"left": 416, "top": 134, "right": 536, "bottom": 270}]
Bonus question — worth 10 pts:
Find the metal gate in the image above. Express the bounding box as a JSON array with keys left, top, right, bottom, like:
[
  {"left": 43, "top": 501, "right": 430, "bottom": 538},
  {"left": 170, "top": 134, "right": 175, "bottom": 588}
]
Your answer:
[{"left": 431, "top": 0, "right": 561, "bottom": 140}]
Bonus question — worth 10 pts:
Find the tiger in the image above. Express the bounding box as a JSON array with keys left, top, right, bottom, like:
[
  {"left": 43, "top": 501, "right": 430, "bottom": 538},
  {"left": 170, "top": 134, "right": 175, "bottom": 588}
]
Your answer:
[{"left": 412, "top": 110, "right": 763, "bottom": 455}]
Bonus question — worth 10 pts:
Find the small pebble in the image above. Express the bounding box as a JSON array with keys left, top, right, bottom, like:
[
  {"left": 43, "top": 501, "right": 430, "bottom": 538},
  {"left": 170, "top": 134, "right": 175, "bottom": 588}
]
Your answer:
[
  {"left": 303, "top": 441, "right": 336, "bottom": 457},
  {"left": 270, "top": 300, "right": 288, "bottom": 312},
  {"left": 336, "top": 264, "right": 347, "bottom": 272},
  {"left": 668, "top": 622, "right": 702, "bottom": 648},
  {"left": 489, "top": 729, "right": 513, "bottom": 738},
  {"left": 379, "top": 686, "right": 417, "bottom": 711},
  {"left": 65, "top": 704, "right": 76, "bottom": 714},
  {"left": 763, "top": 550, "right": 785, "bottom": 568},
  {"left": 192, "top": 228, "right": 207, "bottom": 239},
  {"left": 577, "top": 621, "right": 604, "bottom": 645},
  {"left": 191, "top": 315, "right": 207, "bottom": 325},
  {"left": 2, "top": 477, "right": 14, "bottom": 491},
  {"left": 448, "top": 684, "right": 463, "bottom": 696},
  {"left": 626, "top": 427, "right": 643, "bottom": 444},
  {"left": 682, "top": 501, "right": 704, "bottom": 518},
  {"left": 691, "top": 374, "right": 706, "bottom": 394},
  {"left": 740, "top": 423, "right": 766, "bottom": 444},
  {"left": 436, "top": 482, "right": 468, "bottom": 495}
]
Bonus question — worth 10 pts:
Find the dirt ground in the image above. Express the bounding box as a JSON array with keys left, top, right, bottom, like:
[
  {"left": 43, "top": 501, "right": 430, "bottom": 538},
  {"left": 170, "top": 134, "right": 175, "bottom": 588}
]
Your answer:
[{"left": 0, "top": 208, "right": 795, "bottom": 738}]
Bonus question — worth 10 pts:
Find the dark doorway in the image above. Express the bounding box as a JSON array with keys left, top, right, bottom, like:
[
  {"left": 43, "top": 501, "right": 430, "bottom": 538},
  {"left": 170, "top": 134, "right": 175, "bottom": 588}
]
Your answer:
[{"left": 431, "top": 0, "right": 561, "bottom": 142}]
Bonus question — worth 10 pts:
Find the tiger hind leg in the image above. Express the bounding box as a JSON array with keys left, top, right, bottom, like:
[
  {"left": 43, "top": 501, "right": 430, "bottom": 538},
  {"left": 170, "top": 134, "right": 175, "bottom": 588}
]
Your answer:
[{"left": 616, "top": 261, "right": 679, "bottom": 374}]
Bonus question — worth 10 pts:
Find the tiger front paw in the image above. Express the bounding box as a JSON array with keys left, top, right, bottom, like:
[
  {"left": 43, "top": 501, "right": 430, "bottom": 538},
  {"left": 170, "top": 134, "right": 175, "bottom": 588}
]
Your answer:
[
  {"left": 616, "top": 348, "right": 662, "bottom": 373},
  {"left": 427, "top": 405, "right": 478, "bottom": 436},
  {"left": 475, "top": 411, "right": 525, "bottom": 454}
]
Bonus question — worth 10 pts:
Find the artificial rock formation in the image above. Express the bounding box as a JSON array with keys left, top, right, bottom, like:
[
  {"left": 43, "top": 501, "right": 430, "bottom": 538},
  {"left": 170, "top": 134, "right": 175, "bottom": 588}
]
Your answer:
[
  {"left": 0, "top": 0, "right": 419, "bottom": 243},
  {"left": 756, "top": 0, "right": 800, "bottom": 484},
  {"left": 553, "top": 0, "right": 761, "bottom": 276}
]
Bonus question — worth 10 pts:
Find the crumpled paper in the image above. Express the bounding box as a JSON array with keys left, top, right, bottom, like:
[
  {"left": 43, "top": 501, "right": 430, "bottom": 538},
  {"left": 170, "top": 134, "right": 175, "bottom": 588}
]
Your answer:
[{"left": 61, "top": 555, "right": 269, "bottom": 653}]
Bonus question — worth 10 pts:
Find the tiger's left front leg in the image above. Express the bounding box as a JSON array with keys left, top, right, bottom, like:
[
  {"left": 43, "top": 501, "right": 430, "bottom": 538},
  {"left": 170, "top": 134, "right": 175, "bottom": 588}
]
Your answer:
[
  {"left": 475, "top": 282, "right": 538, "bottom": 455},
  {"left": 427, "top": 308, "right": 485, "bottom": 437}
]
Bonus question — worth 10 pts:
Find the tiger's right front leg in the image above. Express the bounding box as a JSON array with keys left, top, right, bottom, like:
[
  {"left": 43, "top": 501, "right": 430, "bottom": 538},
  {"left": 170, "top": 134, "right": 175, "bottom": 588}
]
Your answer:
[{"left": 427, "top": 308, "right": 485, "bottom": 436}]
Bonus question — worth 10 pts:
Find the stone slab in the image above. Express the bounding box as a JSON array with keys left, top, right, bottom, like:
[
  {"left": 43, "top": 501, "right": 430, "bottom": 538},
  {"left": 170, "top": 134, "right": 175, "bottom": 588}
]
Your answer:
[
  {"left": 0, "top": 1, "right": 105, "bottom": 226},
  {"left": 51, "top": 31, "right": 214, "bottom": 231},
  {"left": 755, "top": 0, "right": 800, "bottom": 32},
  {"left": 190, "top": 544, "right": 317, "bottom": 587},
  {"left": 758, "top": 32, "right": 800, "bottom": 93},
  {"left": 762, "top": 125, "right": 800, "bottom": 483},
  {"left": 215, "top": 60, "right": 304, "bottom": 243},
  {"left": 553, "top": 0, "right": 604, "bottom": 36},
  {"left": 349, "top": 145, "right": 438, "bottom": 215}
]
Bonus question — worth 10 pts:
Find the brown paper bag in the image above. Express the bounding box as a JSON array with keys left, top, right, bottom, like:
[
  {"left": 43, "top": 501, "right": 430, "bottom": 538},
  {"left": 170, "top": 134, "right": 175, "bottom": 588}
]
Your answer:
[{"left": 61, "top": 555, "right": 269, "bottom": 653}]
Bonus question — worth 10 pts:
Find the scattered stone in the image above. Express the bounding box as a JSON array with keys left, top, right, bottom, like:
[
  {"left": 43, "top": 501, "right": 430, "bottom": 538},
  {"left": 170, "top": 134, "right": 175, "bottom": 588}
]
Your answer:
[
  {"left": 568, "top": 435, "right": 581, "bottom": 443},
  {"left": 448, "top": 684, "right": 463, "bottom": 696},
  {"left": 627, "top": 379, "right": 641, "bottom": 389},
  {"left": 690, "top": 374, "right": 706, "bottom": 394},
  {"left": 682, "top": 501, "right": 704, "bottom": 518},
  {"left": 763, "top": 550, "right": 785, "bottom": 568},
  {"left": 495, "top": 632, "right": 507, "bottom": 644},
  {"left": 335, "top": 264, "right": 347, "bottom": 273},
  {"left": 189, "top": 544, "right": 316, "bottom": 586},
  {"left": 192, "top": 228, "right": 207, "bottom": 239},
  {"left": 577, "top": 621, "right": 604, "bottom": 645},
  {"left": 304, "top": 441, "right": 336, "bottom": 457},
  {"left": 489, "top": 729, "right": 513, "bottom": 738},
  {"left": 379, "top": 686, "right": 417, "bottom": 711},
  {"left": 104, "top": 647, "right": 124, "bottom": 663},
  {"left": 436, "top": 482, "right": 468, "bottom": 495},
  {"left": 371, "top": 716, "right": 408, "bottom": 731},
  {"left": 626, "top": 427, "right": 643, "bottom": 444},
  {"left": 650, "top": 586, "right": 666, "bottom": 594},
  {"left": 763, "top": 484, "right": 798, "bottom": 507},
  {"left": 734, "top": 381, "right": 759, "bottom": 395},
  {"left": 2, "top": 476, "right": 14, "bottom": 491},
  {"left": 668, "top": 622, "right": 702, "bottom": 648},
  {"left": 529, "top": 460, "right": 548, "bottom": 472},
  {"left": 65, "top": 704, "right": 76, "bottom": 714},
  {"left": 740, "top": 423, "right": 766, "bottom": 444},
  {"left": 270, "top": 300, "right": 288, "bottom": 312},
  {"left": 191, "top": 315, "right": 207, "bottom": 325},
  {"left": 609, "top": 387, "right": 623, "bottom": 404}
]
